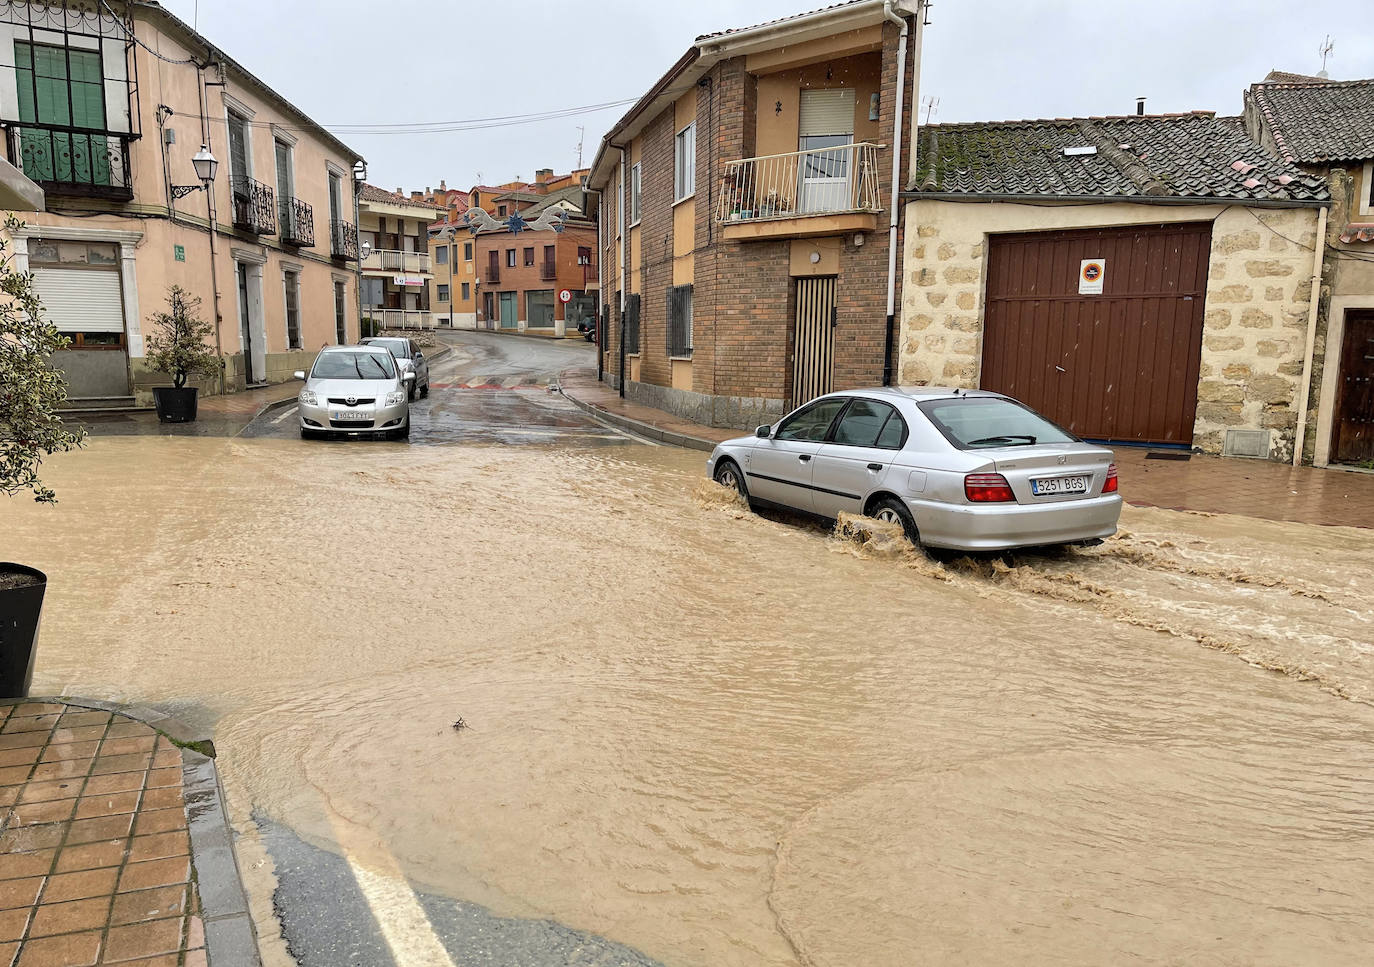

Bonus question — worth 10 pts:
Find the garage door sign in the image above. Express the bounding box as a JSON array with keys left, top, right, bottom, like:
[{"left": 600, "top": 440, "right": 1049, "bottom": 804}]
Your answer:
[{"left": 1079, "top": 258, "right": 1106, "bottom": 295}]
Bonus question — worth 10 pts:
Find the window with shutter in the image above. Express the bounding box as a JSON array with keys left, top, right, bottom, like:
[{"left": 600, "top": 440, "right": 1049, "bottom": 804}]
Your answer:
[
  {"left": 15, "top": 42, "right": 111, "bottom": 186},
  {"left": 667, "top": 284, "right": 693, "bottom": 357},
  {"left": 674, "top": 123, "right": 695, "bottom": 202},
  {"left": 625, "top": 293, "right": 641, "bottom": 353}
]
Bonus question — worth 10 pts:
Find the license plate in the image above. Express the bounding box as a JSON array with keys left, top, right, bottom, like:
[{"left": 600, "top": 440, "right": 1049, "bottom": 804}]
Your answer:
[
  {"left": 1031, "top": 474, "right": 1090, "bottom": 496},
  {"left": 332, "top": 410, "right": 369, "bottom": 421}
]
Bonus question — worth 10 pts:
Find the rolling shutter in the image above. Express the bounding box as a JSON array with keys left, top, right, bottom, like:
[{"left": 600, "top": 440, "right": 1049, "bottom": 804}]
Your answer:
[
  {"left": 32, "top": 267, "right": 124, "bottom": 333},
  {"left": 799, "top": 89, "right": 855, "bottom": 137}
]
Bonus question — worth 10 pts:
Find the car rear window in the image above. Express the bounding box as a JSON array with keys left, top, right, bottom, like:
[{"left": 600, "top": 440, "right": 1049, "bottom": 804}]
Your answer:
[
  {"left": 311, "top": 351, "right": 396, "bottom": 380},
  {"left": 917, "top": 397, "right": 1077, "bottom": 449},
  {"left": 365, "top": 338, "right": 410, "bottom": 359}
]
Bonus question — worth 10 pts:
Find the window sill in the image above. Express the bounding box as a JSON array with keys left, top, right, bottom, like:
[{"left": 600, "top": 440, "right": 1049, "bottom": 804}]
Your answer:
[
  {"left": 627, "top": 352, "right": 641, "bottom": 358},
  {"left": 668, "top": 354, "right": 693, "bottom": 361},
  {"left": 672, "top": 194, "right": 695, "bottom": 208},
  {"left": 628, "top": 220, "right": 641, "bottom": 230}
]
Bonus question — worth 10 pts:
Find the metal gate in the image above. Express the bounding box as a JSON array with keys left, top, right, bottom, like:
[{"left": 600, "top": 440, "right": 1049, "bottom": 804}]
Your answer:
[
  {"left": 983, "top": 222, "right": 1211, "bottom": 446},
  {"left": 792, "top": 276, "right": 836, "bottom": 406}
]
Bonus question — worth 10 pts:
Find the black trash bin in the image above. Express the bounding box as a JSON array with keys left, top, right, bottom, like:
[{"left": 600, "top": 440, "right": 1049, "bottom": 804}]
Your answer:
[{"left": 0, "top": 564, "right": 44, "bottom": 699}]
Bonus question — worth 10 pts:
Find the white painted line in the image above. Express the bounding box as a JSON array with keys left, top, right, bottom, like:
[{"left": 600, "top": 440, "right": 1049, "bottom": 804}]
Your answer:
[
  {"left": 346, "top": 852, "right": 458, "bottom": 967},
  {"left": 271, "top": 405, "right": 298, "bottom": 425}
]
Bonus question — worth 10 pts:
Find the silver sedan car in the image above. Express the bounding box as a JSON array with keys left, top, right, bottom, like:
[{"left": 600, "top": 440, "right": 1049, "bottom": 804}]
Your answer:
[
  {"left": 707, "top": 388, "right": 1121, "bottom": 552},
  {"left": 294, "top": 346, "right": 415, "bottom": 440},
  {"left": 360, "top": 336, "right": 430, "bottom": 400}
]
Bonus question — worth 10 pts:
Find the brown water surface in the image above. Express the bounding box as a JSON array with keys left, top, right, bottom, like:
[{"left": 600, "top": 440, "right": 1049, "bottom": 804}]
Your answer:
[{"left": 4, "top": 435, "right": 1373, "bottom": 966}]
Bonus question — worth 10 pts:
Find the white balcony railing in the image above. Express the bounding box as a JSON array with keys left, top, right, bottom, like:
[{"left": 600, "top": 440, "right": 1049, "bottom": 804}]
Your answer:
[
  {"left": 716, "top": 142, "right": 884, "bottom": 224},
  {"left": 367, "top": 309, "right": 435, "bottom": 330},
  {"left": 361, "top": 249, "right": 432, "bottom": 273}
]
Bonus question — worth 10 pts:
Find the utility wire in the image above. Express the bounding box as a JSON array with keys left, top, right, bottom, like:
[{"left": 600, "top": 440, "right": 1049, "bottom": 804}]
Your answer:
[{"left": 98, "top": 0, "right": 199, "bottom": 65}]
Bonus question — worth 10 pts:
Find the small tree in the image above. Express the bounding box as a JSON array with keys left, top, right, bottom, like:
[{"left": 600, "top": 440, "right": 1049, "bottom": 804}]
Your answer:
[
  {"left": 0, "top": 214, "right": 85, "bottom": 504},
  {"left": 145, "top": 286, "right": 219, "bottom": 389}
]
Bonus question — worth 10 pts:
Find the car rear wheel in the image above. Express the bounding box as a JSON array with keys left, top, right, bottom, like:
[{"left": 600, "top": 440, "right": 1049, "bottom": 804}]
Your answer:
[
  {"left": 870, "top": 497, "right": 919, "bottom": 545},
  {"left": 713, "top": 459, "right": 749, "bottom": 499},
  {"left": 420, "top": 382, "right": 429, "bottom": 399}
]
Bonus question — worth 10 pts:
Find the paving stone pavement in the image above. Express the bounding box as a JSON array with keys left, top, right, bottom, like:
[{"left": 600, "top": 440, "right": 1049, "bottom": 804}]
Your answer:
[{"left": 0, "top": 701, "right": 256, "bottom": 967}]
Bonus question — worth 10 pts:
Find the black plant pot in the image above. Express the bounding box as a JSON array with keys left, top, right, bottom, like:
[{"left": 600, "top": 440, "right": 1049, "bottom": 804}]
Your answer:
[
  {"left": 0, "top": 564, "right": 44, "bottom": 699},
  {"left": 153, "top": 386, "right": 198, "bottom": 423}
]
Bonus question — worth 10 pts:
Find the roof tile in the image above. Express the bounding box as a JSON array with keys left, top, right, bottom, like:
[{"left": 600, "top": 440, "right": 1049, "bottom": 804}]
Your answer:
[{"left": 1246, "top": 77, "right": 1374, "bottom": 163}]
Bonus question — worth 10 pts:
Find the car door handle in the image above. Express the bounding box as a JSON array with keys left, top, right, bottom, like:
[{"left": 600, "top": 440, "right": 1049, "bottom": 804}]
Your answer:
[
  {"left": 798, "top": 454, "right": 812, "bottom": 462},
  {"left": 867, "top": 463, "right": 884, "bottom": 471}
]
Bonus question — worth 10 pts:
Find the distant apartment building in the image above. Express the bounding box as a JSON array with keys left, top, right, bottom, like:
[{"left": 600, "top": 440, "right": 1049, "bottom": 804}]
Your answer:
[
  {"left": 0, "top": 0, "right": 365, "bottom": 404},
  {"left": 357, "top": 185, "right": 444, "bottom": 329},
  {"left": 587, "top": 0, "right": 924, "bottom": 427}
]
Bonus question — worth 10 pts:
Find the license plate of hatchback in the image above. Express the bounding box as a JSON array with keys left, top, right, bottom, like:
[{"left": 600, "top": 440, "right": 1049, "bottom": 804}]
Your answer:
[
  {"left": 1031, "top": 474, "right": 1090, "bottom": 496},
  {"left": 332, "top": 410, "right": 368, "bottom": 421}
]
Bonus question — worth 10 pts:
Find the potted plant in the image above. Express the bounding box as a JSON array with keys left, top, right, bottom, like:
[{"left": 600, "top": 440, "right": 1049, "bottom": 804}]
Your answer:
[
  {"left": 145, "top": 286, "right": 219, "bottom": 423},
  {"left": 0, "top": 214, "right": 85, "bottom": 698}
]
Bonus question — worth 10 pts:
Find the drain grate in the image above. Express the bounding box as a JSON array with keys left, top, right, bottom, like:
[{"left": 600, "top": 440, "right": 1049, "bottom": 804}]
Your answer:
[{"left": 1145, "top": 451, "right": 1192, "bottom": 461}]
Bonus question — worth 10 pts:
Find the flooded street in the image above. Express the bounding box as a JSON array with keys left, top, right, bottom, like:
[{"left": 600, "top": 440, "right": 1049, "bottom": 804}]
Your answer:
[{"left": 5, "top": 333, "right": 1374, "bottom": 966}]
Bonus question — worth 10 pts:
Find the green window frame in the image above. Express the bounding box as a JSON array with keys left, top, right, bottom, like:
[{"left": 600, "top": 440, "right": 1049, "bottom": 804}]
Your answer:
[{"left": 14, "top": 41, "right": 111, "bottom": 187}]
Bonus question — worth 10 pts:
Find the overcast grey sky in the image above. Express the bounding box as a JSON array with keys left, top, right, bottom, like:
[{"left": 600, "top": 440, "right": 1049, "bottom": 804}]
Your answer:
[{"left": 163, "top": 0, "right": 1374, "bottom": 192}]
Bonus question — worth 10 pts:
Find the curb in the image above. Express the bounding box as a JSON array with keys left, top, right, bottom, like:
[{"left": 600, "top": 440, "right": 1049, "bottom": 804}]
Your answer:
[
  {"left": 13, "top": 697, "right": 262, "bottom": 967},
  {"left": 461, "top": 327, "right": 587, "bottom": 342},
  {"left": 558, "top": 385, "right": 717, "bottom": 452}
]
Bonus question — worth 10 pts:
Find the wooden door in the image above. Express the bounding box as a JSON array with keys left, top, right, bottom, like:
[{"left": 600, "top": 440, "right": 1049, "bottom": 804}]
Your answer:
[
  {"left": 1332, "top": 310, "right": 1374, "bottom": 464},
  {"left": 792, "top": 276, "right": 837, "bottom": 407}
]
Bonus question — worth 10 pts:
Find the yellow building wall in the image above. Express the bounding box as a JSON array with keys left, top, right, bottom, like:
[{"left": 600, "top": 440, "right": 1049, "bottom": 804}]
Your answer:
[
  {"left": 754, "top": 52, "right": 883, "bottom": 160},
  {"left": 673, "top": 92, "right": 696, "bottom": 288}
]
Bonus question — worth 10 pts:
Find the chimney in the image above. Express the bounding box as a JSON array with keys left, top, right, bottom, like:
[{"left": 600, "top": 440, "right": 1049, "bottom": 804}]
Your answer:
[
  {"left": 425, "top": 186, "right": 432, "bottom": 195},
  {"left": 411, "top": 191, "right": 422, "bottom": 200},
  {"left": 439, "top": 179, "right": 447, "bottom": 191},
  {"left": 395, "top": 187, "right": 404, "bottom": 195},
  {"left": 536, "top": 167, "right": 553, "bottom": 185},
  {"left": 1136, "top": 97, "right": 1146, "bottom": 116}
]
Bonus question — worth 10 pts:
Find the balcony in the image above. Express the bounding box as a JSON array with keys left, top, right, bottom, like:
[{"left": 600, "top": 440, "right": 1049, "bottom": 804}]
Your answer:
[
  {"left": 716, "top": 142, "right": 884, "bottom": 241},
  {"left": 581, "top": 260, "right": 598, "bottom": 286},
  {"left": 484, "top": 264, "right": 500, "bottom": 285},
  {"left": 330, "top": 219, "right": 359, "bottom": 261},
  {"left": 540, "top": 260, "right": 557, "bottom": 281},
  {"left": 6, "top": 124, "right": 133, "bottom": 201},
  {"left": 279, "top": 197, "right": 315, "bottom": 247},
  {"left": 231, "top": 176, "right": 277, "bottom": 235},
  {"left": 366, "top": 308, "right": 434, "bottom": 330},
  {"left": 361, "top": 249, "right": 432, "bottom": 274}
]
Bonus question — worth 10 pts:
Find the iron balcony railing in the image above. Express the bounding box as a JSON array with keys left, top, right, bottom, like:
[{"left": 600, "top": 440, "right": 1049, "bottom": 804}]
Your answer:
[
  {"left": 6, "top": 124, "right": 133, "bottom": 200},
  {"left": 279, "top": 196, "right": 315, "bottom": 246},
  {"left": 540, "top": 260, "right": 557, "bottom": 281},
  {"left": 485, "top": 263, "right": 500, "bottom": 284},
  {"left": 361, "top": 249, "right": 432, "bottom": 273},
  {"left": 716, "top": 142, "right": 884, "bottom": 224},
  {"left": 231, "top": 176, "right": 277, "bottom": 235},
  {"left": 330, "top": 219, "right": 359, "bottom": 260},
  {"left": 582, "top": 261, "right": 598, "bottom": 285}
]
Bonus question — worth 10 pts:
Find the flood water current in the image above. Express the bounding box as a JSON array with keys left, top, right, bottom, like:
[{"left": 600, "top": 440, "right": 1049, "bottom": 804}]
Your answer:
[{"left": 5, "top": 431, "right": 1374, "bottom": 966}]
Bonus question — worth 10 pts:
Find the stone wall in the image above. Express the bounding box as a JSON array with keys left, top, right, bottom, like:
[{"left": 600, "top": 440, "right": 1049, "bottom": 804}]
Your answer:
[{"left": 898, "top": 200, "right": 1322, "bottom": 460}]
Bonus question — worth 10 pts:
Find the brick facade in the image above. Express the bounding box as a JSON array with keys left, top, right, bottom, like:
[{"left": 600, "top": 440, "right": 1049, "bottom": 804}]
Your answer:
[{"left": 598, "top": 17, "right": 918, "bottom": 428}]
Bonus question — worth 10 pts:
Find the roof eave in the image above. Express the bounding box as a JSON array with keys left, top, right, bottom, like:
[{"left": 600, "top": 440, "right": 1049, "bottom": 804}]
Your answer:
[{"left": 903, "top": 190, "right": 1330, "bottom": 209}]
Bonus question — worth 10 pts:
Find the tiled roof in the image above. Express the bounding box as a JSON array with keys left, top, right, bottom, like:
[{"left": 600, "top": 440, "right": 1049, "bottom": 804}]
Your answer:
[
  {"left": 913, "top": 113, "right": 1329, "bottom": 203},
  {"left": 697, "top": 0, "right": 868, "bottom": 40},
  {"left": 1263, "top": 69, "right": 1328, "bottom": 84},
  {"left": 1247, "top": 77, "right": 1374, "bottom": 163},
  {"left": 524, "top": 185, "right": 588, "bottom": 218},
  {"left": 359, "top": 184, "right": 443, "bottom": 210}
]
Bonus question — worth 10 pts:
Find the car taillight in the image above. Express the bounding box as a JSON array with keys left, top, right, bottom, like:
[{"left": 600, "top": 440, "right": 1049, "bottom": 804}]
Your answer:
[
  {"left": 1103, "top": 463, "right": 1119, "bottom": 493},
  {"left": 964, "top": 472, "right": 1016, "bottom": 503}
]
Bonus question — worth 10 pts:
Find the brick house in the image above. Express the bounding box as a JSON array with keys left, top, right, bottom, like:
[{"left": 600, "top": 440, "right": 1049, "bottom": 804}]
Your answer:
[
  {"left": 898, "top": 111, "right": 1330, "bottom": 463},
  {"left": 1243, "top": 73, "right": 1374, "bottom": 466},
  {"left": 585, "top": 0, "right": 926, "bottom": 428},
  {"left": 357, "top": 185, "right": 445, "bottom": 329}
]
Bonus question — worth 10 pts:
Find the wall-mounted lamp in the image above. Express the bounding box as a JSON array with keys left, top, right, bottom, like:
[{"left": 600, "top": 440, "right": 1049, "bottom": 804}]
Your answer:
[
  {"left": 810, "top": 251, "right": 821, "bottom": 264},
  {"left": 853, "top": 233, "right": 865, "bottom": 247},
  {"left": 170, "top": 145, "right": 218, "bottom": 199}
]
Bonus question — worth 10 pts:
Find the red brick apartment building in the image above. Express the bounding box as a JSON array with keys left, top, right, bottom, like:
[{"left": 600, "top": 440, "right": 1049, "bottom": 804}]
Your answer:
[{"left": 586, "top": 0, "right": 926, "bottom": 426}]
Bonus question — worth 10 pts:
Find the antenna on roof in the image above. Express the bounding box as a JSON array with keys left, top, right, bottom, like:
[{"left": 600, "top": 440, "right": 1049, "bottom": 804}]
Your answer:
[
  {"left": 1318, "top": 35, "right": 1333, "bottom": 78},
  {"left": 922, "top": 95, "right": 940, "bottom": 125},
  {"left": 576, "top": 126, "right": 585, "bottom": 169}
]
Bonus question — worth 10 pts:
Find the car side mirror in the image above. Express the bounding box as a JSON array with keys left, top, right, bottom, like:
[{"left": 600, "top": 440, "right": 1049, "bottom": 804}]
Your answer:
[
  {"left": 293, "top": 370, "right": 306, "bottom": 380},
  {"left": 755, "top": 425, "right": 772, "bottom": 438},
  {"left": 402, "top": 372, "right": 416, "bottom": 382}
]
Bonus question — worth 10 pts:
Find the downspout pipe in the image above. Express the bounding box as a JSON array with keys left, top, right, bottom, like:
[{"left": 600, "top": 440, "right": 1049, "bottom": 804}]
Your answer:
[
  {"left": 584, "top": 181, "right": 604, "bottom": 382},
  {"left": 881, "top": 0, "right": 909, "bottom": 386},
  {"left": 614, "top": 144, "right": 628, "bottom": 398},
  {"left": 1292, "top": 204, "right": 1328, "bottom": 466}
]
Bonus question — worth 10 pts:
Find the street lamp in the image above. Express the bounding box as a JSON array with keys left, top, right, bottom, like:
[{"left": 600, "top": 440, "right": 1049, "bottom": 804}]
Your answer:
[
  {"left": 170, "top": 145, "right": 224, "bottom": 393},
  {"left": 439, "top": 225, "right": 456, "bottom": 328},
  {"left": 170, "top": 144, "right": 217, "bottom": 199}
]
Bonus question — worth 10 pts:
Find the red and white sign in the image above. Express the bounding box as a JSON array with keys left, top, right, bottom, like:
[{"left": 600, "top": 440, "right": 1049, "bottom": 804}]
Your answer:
[
  {"left": 393, "top": 275, "right": 425, "bottom": 287},
  {"left": 1078, "top": 259, "right": 1105, "bottom": 295},
  {"left": 558, "top": 289, "right": 572, "bottom": 304}
]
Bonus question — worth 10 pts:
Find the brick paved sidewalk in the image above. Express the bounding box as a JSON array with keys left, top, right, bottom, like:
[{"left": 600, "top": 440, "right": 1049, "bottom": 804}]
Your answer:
[
  {"left": 559, "top": 371, "right": 1374, "bottom": 530},
  {"left": 0, "top": 702, "right": 255, "bottom": 967}
]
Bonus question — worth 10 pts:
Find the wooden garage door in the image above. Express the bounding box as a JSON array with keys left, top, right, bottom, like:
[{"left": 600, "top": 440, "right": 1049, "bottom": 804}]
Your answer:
[{"left": 982, "top": 222, "right": 1211, "bottom": 446}]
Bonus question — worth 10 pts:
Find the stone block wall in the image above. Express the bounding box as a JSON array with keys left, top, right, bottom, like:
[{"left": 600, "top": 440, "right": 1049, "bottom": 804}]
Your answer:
[{"left": 898, "top": 200, "right": 1321, "bottom": 460}]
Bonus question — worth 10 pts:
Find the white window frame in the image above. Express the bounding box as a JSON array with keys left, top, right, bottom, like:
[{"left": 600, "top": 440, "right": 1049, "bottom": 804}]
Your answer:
[
  {"left": 629, "top": 162, "right": 642, "bottom": 226},
  {"left": 1361, "top": 161, "right": 1373, "bottom": 216},
  {"left": 435, "top": 244, "right": 448, "bottom": 265},
  {"left": 674, "top": 122, "right": 696, "bottom": 203},
  {"left": 437, "top": 283, "right": 450, "bottom": 303},
  {"left": 464, "top": 241, "right": 473, "bottom": 261},
  {"left": 281, "top": 267, "right": 302, "bottom": 350}
]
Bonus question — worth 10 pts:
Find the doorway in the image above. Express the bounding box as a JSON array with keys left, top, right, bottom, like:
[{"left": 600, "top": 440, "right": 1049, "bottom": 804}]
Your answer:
[
  {"left": 1332, "top": 309, "right": 1374, "bottom": 464},
  {"left": 798, "top": 89, "right": 855, "bottom": 214},
  {"left": 792, "top": 276, "right": 837, "bottom": 407},
  {"left": 498, "top": 291, "right": 517, "bottom": 330},
  {"left": 237, "top": 262, "right": 256, "bottom": 384}
]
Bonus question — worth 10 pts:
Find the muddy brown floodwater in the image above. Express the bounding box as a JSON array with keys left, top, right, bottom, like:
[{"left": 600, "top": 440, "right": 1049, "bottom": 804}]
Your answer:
[{"left": 5, "top": 435, "right": 1374, "bottom": 966}]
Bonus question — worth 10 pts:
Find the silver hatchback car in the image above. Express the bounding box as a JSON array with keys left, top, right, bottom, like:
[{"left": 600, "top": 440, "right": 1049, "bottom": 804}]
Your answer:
[
  {"left": 294, "top": 346, "right": 415, "bottom": 440},
  {"left": 360, "top": 336, "right": 430, "bottom": 400},
  {"left": 707, "top": 388, "right": 1121, "bottom": 552}
]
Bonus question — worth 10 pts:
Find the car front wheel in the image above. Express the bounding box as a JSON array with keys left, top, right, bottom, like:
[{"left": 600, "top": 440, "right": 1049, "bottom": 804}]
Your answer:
[
  {"left": 870, "top": 497, "right": 919, "bottom": 545},
  {"left": 713, "top": 459, "right": 749, "bottom": 500}
]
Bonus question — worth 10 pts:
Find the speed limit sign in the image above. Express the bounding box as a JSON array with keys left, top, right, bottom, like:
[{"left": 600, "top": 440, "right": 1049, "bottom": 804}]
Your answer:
[{"left": 558, "top": 289, "right": 572, "bottom": 303}]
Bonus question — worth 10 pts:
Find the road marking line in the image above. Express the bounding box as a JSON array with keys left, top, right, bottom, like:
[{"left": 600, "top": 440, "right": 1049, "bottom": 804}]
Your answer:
[
  {"left": 271, "top": 405, "right": 298, "bottom": 425},
  {"left": 346, "top": 851, "right": 458, "bottom": 967}
]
